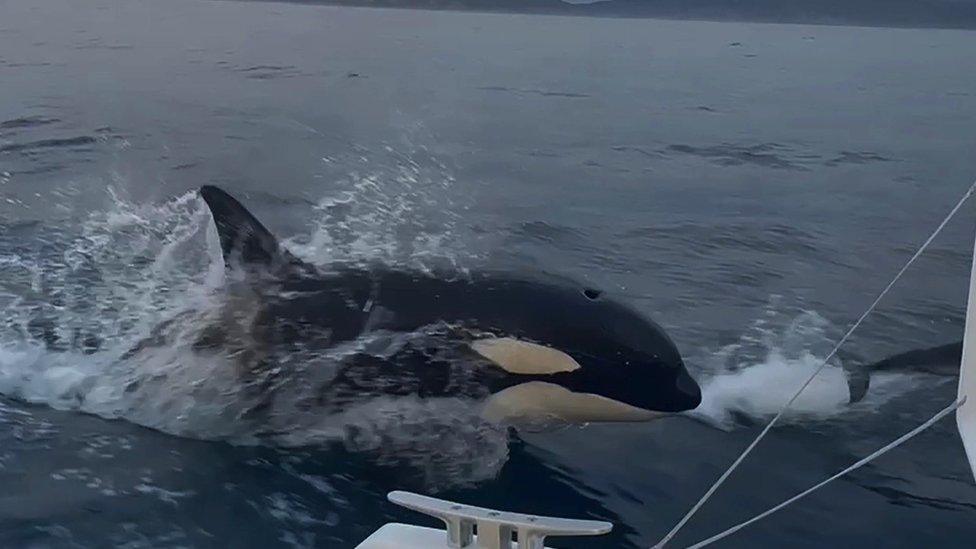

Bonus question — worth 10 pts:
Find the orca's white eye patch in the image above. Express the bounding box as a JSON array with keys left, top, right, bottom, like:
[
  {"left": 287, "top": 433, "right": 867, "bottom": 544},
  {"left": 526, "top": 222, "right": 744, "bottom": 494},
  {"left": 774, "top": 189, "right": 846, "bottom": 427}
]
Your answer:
[{"left": 470, "top": 337, "right": 581, "bottom": 375}]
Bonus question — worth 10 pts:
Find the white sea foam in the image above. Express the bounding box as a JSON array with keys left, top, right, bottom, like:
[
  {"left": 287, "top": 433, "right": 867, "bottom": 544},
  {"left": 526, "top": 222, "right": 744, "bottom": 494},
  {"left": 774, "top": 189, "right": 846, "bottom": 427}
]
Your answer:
[{"left": 690, "top": 310, "right": 922, "bottom": 429}]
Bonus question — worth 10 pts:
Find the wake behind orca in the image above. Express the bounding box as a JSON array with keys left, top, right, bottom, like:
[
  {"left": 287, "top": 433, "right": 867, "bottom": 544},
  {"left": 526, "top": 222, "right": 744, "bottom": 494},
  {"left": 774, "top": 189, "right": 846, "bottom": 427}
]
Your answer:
[{"left": 190, "top": 185, "right": 702, "bottom": 424}]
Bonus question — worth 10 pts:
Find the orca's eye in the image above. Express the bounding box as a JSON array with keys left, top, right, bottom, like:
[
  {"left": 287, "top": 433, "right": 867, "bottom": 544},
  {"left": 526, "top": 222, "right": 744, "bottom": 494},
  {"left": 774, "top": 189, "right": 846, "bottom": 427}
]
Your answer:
[{"left": 583, "top": 288, "right": 602, "bottom": 300}]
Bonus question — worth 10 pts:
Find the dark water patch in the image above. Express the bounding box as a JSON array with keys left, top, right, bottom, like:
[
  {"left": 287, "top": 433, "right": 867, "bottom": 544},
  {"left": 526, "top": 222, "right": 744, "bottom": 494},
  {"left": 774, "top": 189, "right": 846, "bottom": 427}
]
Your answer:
[
  {"left": 825, "top": 151, "right": 894, "bottom": 167},
  {"left": 611, "top": 145, "right": 663, "bottom": 159},
  {"left": 512, "top": 221, "right": 585, "bottom": 243},
  {"left": 0, "top": 136, "right": 96, "bottom": 154},
  {"left": 890, "top": 245, "right": 969, "bottom": 267},
  {"left": 536, "top": 90, "right": 589, "bottom": 98},
  {"left": 240, "top": 65, "right": 293, "bottom": 72},
  {"left": 25, "top": 103, "right": 63, "bottom": 110},
  {"left": 577, "top": 250, "right": 646, "bottom": 275},
  {"left": 477, "top": 86, "right": 590, "bottom": 99},
  {"left": 853, "top": 482, "right": 976, "bottom": 512},
  {"left": 2, "top": 61, "right": 56, "bottom": 68},
  {"left": 886, "top": 300, "right": 966, "bottom": 333},
  {"left": 579, "top": 159, "right": 630, "bottom": 173},
  {"left": 664, "top": 142, "right": 808, "bottom": 170},
  {"left": 236, "top": 65, "right": 303, "bottom": 80},
  {"left": 692, "top": 105, "right": 718, "bottom": 113},
  {"left": 519, "top": 149, "right": 562, "bottom": 159},
  {"left": 170, "top": 163, "right": 198, "bottom": 171},
  {"left": 74, "top": 38, "right": 134, "bottom": 51},
  {"left": 502, "top": 222, "right": 651, "bottom": 275},
  {"left": 75, "top": 44, "right": 134, "bottom": 51},
  {"left": 236, "top": 189, "right": 319, "bottom": 208},
  {"left": 621, "top": 221, "right": 826, "bottom": 261},
  {"left": 7, "top": 165, "right": 67, "bottom": 176},
  {"left": 713, "top": 258, "right": 787, "bottom": 287},
  {"left": 0, "top": 220, "right": 44, "bottom": 239},
  {"left": 0, "top": 117, "right": 60, "bottom": 130}
]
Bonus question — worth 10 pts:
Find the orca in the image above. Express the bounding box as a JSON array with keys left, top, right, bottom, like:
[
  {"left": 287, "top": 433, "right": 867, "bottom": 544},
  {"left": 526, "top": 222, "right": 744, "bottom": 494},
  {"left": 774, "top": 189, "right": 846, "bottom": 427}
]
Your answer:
[
  {"left": 195, "top": 185, "right": 702, "bottom": 423},
  {"left": 846, "top": 341, "right": 962, "bottom": 403}
]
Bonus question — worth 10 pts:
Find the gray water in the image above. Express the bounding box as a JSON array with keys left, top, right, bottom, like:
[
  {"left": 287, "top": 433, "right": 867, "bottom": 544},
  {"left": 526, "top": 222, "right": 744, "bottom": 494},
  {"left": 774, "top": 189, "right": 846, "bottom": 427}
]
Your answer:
[{"left": 3, "top": 1, "right": 976, "bottom": 547}]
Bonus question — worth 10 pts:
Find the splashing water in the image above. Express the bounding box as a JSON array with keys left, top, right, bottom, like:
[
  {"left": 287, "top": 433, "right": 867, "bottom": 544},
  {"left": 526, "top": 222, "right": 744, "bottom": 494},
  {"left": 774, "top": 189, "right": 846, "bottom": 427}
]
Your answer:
[
  {"left": 693, "top": 348, "right": 852, "bottom": 427},
  {"left": 690, "top": 309, "right": 922, "bottom": 429},
  {"left": 0, "top": 159, "right": 506, "bottom": 487},
  {"left": 284, "top": 146, "right": 481, "bottom": 273}
]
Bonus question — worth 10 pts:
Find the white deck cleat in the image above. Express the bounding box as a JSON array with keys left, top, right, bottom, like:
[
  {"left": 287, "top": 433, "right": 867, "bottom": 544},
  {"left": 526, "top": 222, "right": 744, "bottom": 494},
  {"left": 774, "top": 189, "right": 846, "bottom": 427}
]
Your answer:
[{"left": 355, "top": 491, "right": 613, "bottom": 549}]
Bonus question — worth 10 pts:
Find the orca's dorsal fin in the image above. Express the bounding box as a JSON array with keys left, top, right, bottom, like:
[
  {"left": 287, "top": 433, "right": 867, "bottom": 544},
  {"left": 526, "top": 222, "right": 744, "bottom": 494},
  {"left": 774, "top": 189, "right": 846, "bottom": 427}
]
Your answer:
[
  {"left": 200, "top": 185, "right": 288, "bottom": 269},
  {"left": 845, "top": 368, "right": 871, "bottom": 404}
]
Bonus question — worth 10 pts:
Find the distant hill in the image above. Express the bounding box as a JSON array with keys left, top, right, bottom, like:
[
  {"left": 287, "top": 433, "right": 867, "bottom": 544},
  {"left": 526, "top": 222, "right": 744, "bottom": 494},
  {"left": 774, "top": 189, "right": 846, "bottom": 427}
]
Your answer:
[{"left": 280, "top": 0, "right": 976, "bottom": 29}]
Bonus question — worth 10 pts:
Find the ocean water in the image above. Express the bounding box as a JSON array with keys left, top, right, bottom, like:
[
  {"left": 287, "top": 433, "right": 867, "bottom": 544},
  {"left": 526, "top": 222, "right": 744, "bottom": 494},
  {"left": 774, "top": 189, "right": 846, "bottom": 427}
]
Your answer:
[{"left": 2, "top": 1, "right": 976, "bottom": 547}]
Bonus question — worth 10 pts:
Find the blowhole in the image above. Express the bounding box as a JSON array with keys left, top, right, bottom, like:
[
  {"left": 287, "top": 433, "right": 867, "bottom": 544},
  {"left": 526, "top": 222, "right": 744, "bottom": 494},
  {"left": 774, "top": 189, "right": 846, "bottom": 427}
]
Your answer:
[{"left": 583, "top": 288, "right": 602, "bottom": 300}]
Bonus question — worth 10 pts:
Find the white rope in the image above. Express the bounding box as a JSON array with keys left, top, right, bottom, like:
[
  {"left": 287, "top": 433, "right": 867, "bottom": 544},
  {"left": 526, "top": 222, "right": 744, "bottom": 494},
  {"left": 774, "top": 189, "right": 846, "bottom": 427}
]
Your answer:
[
  {"left": 653, "top": 178, "right": 976, "bottom": 549},
  {"left": 685, "top": 396, "right": 966, "bottom": 549}
]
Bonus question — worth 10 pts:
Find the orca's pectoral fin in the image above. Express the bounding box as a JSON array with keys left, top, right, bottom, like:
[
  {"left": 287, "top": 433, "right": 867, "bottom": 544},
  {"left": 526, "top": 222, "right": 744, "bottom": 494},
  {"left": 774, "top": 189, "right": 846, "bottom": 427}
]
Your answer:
[{"left": 200, "top": 185, "right": 293, "bottom": 270}]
